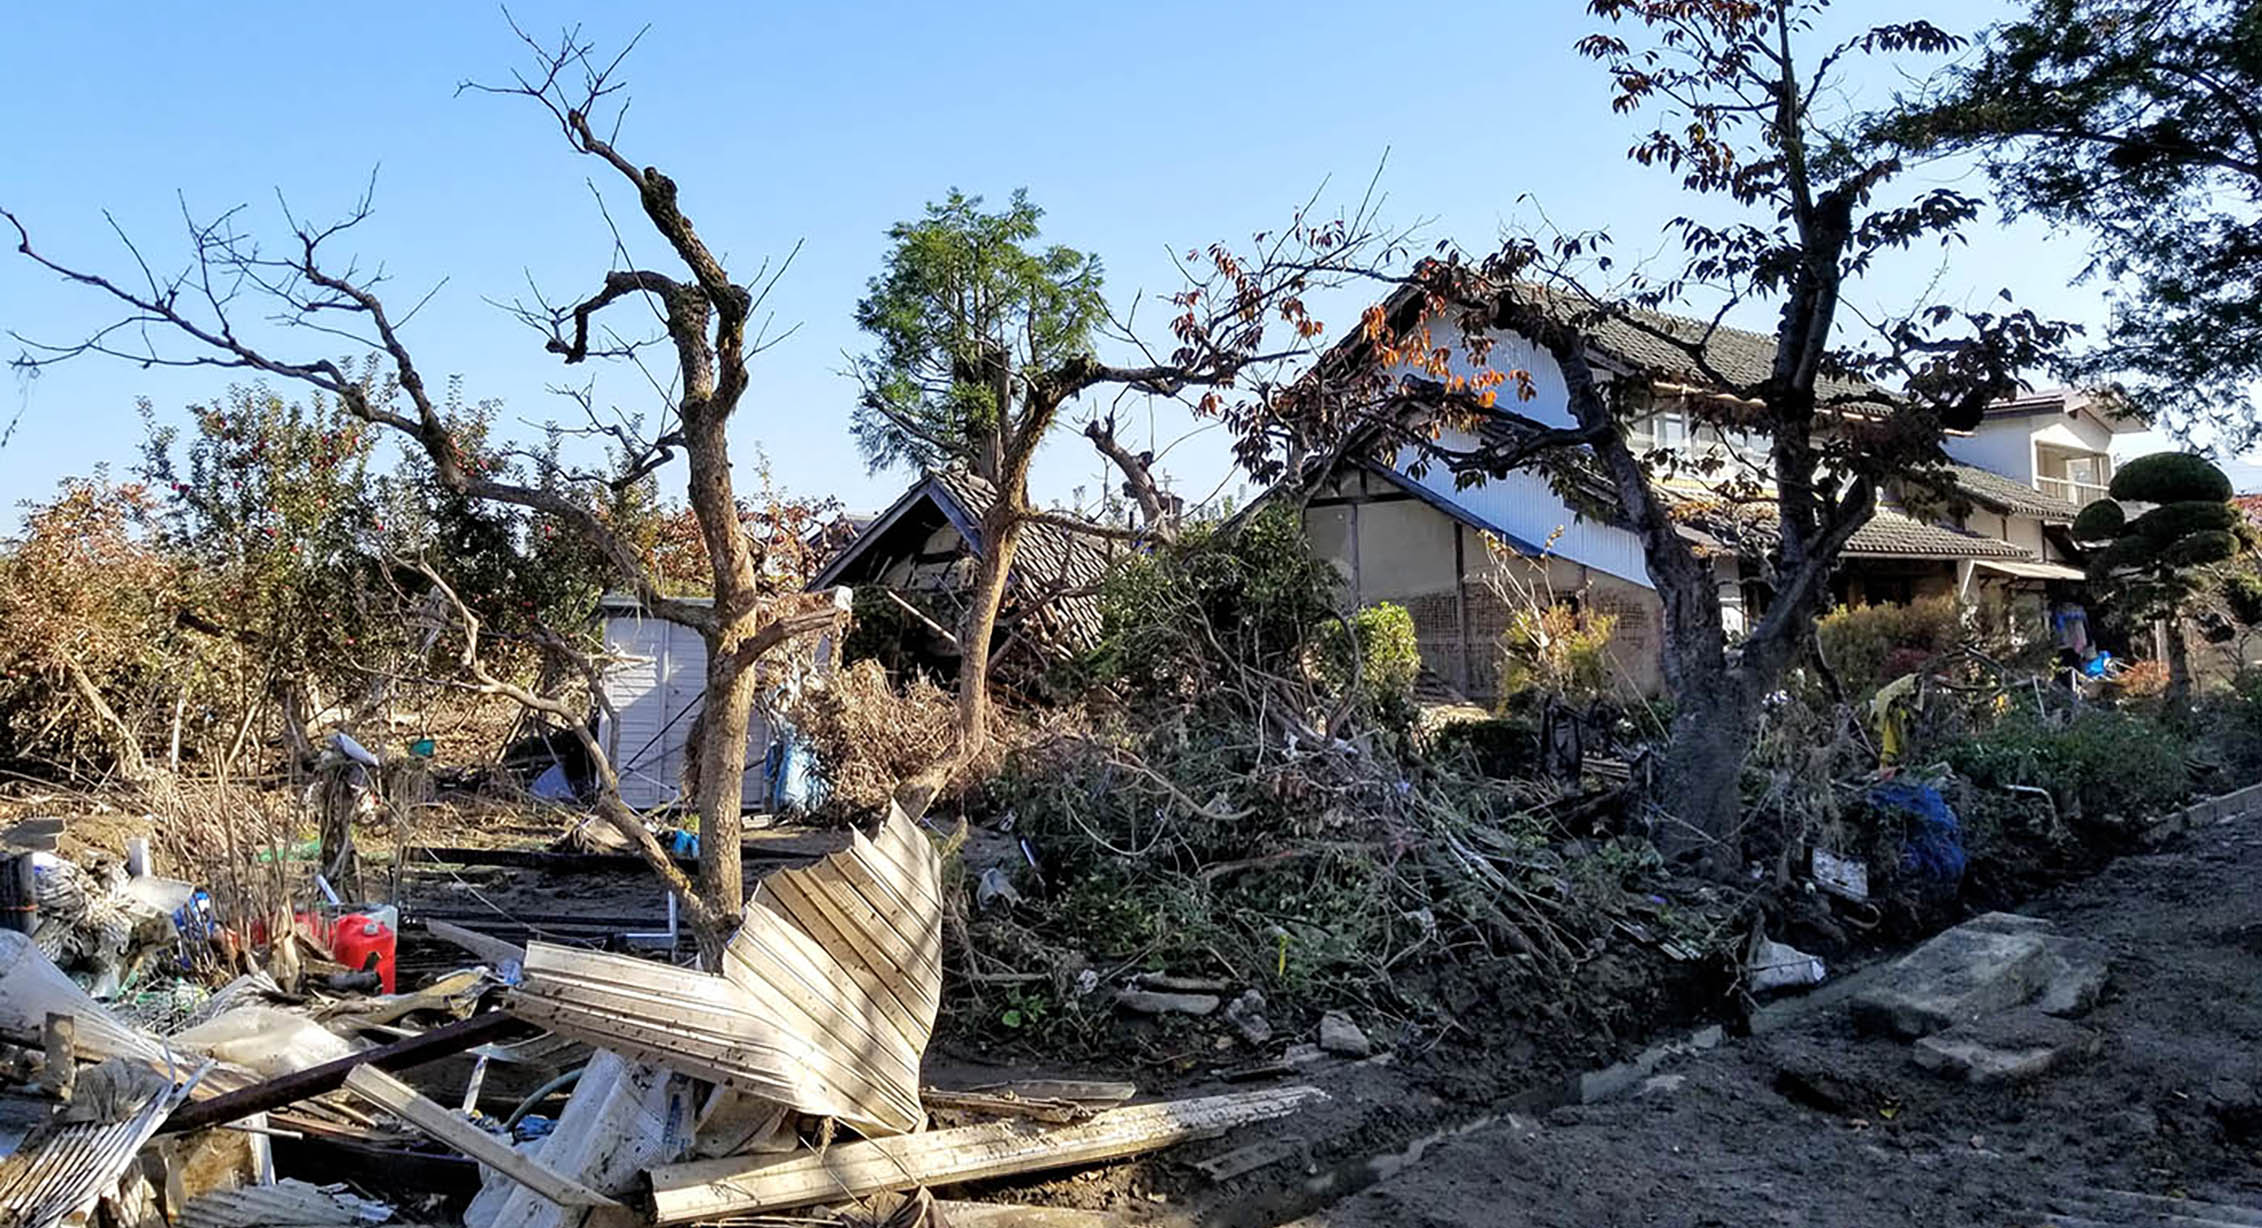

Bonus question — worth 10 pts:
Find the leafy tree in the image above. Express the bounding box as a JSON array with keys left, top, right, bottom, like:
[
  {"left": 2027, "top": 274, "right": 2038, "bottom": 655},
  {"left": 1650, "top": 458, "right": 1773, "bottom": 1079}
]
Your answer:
[
  {"left": 852, "top": 191, "right": 1108, "bottom": 484},
  {"left": 1235, "top": 0, "right": 2066, "bottom": 868},
  {"left": 1884, "top": 0, "right": 2262, "bottom": 442},
  {"left": 852, "top": 190, "right": 1399, "bottom": 790},
  {"left": 137, "top": 383, "right": 393, "bottom": 763},
  {"left": 2077, "top": 451, "right": 2244, "bottom": 700}
]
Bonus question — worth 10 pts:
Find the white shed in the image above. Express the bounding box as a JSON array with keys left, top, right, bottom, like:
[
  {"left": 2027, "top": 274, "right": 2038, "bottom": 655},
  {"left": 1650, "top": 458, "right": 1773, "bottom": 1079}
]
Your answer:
[{"left": 595, "top": 595, "right": 772, "bottom": 811}]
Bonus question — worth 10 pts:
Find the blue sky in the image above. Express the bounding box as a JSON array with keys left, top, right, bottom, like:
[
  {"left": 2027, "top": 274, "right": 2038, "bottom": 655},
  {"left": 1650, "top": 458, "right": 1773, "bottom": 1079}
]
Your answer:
[{"left": 1, "top": 0, "right": 2194, "bottom": 524}]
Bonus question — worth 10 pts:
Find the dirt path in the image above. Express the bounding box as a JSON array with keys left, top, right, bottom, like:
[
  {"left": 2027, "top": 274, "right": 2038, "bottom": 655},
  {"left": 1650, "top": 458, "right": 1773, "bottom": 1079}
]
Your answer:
[{"left": 1290, "top": 811, "right": 2262, "bottom": 1227}]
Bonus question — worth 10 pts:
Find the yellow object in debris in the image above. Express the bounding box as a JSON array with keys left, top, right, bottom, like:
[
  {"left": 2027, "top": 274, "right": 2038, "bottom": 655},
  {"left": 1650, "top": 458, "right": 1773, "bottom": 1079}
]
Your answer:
[{"left": 1872, "top": 674, "right": 1921, "bottom": 766}]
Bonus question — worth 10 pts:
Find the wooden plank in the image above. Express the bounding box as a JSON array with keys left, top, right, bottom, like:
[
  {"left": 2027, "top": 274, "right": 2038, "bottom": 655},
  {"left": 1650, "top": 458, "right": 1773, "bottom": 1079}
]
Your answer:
[
  {"left": 162, "top": 1012, "right": 530, "bottom": 1135},
  {"left": 647, "top": 1086, "right": 1328, "bottom": 1224},
  {"left": 340, "top": 1067, "right": 618, "bottom": 1208}
]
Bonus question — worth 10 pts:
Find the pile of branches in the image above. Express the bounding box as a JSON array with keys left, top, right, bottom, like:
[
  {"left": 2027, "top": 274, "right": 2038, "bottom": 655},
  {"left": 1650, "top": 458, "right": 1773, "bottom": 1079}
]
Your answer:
[{"left": 956, "top": 511, "right": 1740, "bottom": 1043}]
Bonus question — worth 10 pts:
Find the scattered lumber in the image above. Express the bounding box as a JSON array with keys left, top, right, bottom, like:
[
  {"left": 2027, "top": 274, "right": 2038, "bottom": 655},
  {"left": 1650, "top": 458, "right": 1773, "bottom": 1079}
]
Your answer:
[
  {"left": 645, "top": 1085, "right": 1329, "bottom": 1224},
  {"left": 510, "top": 806, "right": 943, "bottom": 1138},
  {"left": 161, "top": 1011, "right": 530, "bottom": 1135},
  {"left": 922, "top": 1088, "right": 1093, "bottom": 1124},
  {"left": 340, "top": 1066, "right": 617, "bottom": 1208}
]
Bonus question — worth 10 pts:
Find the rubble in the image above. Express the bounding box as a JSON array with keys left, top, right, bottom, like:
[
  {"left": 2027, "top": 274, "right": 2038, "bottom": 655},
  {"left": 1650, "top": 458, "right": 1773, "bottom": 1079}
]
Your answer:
[
  {"left": 0, "top": 806, "right": 1334, "bottom": 1228},
  {"left": 1319, "top": 1011, "right": 1373, "bottom": 1057},
  {"left": 1911, "top": 1008, "right": 2104, "bottom": 1084},
  {"left": 1851, "top": 912, "right": 2111, "bottom": 1039},
  {"left": 1114, "top": 989, "right": 1222, "bottom": 1017}
]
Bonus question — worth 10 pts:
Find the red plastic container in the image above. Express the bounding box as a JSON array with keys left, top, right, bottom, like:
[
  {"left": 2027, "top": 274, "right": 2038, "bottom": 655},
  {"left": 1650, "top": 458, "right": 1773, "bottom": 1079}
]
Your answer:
[{"left": 331, "top": 912, "right": 397, "bottom": 993}]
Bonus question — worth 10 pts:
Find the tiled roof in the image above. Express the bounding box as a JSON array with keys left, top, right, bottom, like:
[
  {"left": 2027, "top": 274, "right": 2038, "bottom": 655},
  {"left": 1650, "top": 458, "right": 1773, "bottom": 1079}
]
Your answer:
[
  {"left": 1521, "top": 287, "right": 1882, "bottom": 405},
  {"left": 1846, "top": 507, "right": 2037, "bottom": 560},
  {"left": 1941, "top": 463, "right": 2083, "bottom": 522},
  {"left": 1669, "top": 492, "right": 2037, "bottom": 561}
]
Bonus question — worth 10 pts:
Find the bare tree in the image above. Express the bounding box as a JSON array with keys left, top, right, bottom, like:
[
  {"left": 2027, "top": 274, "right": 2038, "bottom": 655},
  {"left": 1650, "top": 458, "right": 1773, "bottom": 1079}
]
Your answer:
[{"left": 5, "top": 23, "right": 844, "bottom": 960}]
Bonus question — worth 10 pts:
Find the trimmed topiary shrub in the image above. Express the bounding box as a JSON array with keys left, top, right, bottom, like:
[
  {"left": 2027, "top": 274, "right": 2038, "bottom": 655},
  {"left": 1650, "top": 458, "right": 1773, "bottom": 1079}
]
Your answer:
[
  {"left": 2110, "top": 451, "right": 2234, "bottom": 504},
  {"left": 2071, "top": 498, "right": 2125, "bottom": 541}
]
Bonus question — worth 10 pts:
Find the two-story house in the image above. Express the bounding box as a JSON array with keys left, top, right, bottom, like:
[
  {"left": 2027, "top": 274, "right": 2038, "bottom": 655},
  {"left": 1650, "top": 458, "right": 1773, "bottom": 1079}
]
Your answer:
[{"left": 1281, "top": 294, "right": 2127, "bottom": 701}]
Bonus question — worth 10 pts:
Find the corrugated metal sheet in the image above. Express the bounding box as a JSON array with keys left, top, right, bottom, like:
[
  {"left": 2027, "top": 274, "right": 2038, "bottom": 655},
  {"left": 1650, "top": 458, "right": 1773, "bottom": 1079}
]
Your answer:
[
  {"left": 0, "top": 1075, "right": 195, "bottom": 1228},
  {"left": 508, "top": 807, "right": 942, "bottom": 1138},
  {"left": 178, "top": 1177, "right": 392, "bottom": 1227}
]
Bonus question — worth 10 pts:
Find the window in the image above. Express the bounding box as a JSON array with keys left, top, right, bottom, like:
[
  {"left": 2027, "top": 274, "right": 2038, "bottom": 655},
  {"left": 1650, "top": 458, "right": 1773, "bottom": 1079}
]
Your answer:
[{"left": 1626, "top": 407, "right": 1688, "bottom": 453}]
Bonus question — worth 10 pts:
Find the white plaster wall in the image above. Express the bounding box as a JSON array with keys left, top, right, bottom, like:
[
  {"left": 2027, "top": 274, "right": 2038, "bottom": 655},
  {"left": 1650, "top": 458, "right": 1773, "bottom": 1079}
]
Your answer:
[{"left": 1943, "top": 423, "right": 2036, "bottom": 482}]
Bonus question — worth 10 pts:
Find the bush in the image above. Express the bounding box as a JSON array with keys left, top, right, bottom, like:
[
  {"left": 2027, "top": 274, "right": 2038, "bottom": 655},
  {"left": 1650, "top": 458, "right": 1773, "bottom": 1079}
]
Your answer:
[
  {"left": 1089, "top": 506, "right": 1339, "bottom": 712},
  {"left": 2071, "top": 499, "right": 2125, "bottom": 540},
  {"left": 1319, "top": 603, "right": 1422, "bottom": 719},
  {"left": 1815, "top": 595, "right": 1965, "bottom": 697},
  {"left": 1944, "top": 705, "right": 2191, "bottom": 822},
  {"left": 1497, "top": 601, "right": 1619, "bottom": 707},
  {"left": 2110, "top": 451, "right": 2233, "bottom": 504}
]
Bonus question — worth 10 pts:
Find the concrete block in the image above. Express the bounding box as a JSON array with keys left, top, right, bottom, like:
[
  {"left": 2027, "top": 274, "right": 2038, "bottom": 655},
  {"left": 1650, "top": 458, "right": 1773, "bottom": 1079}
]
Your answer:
[
  {"left": 1913, "top": 1009, "right": 2102, "bottom": 1084},
  {"left": 1850, "top": 923, "right": 2054, "bottom": 1038}
]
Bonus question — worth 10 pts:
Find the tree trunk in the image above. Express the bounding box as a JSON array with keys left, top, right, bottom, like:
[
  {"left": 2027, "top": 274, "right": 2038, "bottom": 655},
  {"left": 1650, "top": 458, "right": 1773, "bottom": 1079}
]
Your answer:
[
  {"left": 678, "top": 408, "right": 764, "bottom": 960},
  {"left": 1652, "top": 673, "right": 1758, "bottom": 874},
  {"left": 2163, "top": 611, "right": 2193, "bottom": 705},
  {"left": 955, "top": 499, "right": 1027, "bottom": 763}
]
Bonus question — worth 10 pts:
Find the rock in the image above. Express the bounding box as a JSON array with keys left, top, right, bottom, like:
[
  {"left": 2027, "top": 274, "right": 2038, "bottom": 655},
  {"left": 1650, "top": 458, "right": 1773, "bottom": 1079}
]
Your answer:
[
  {"left": 1114, "top": 989, "right": 1220, "bottom": 1017},
  {"left": 1224, "top": 990, "right": 1272, "bottom": 1045},
  {"left": 1851, "top": 918, "right": 2056, "bottom": 1038},
  {"left": 1912, "top": 1008, "right": 2103, "bottom": 1083},
  {"left": 2031, "top": 938, "right": 2111, "bottom": 1017},
  {"left": 1636, "top": 1074, "right": 1686, "bottom": 1100},
  {"left": 1283, "top": 1042, "right": 1325, "bottom": 1065},
  {"left": 1318, "top": 1010, "right": 1372, "bottom": 1057}
]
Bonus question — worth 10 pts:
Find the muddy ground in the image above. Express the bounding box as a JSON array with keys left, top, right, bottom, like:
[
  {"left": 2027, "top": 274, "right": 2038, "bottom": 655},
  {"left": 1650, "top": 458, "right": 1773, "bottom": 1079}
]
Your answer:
[{"left": 1261, "top": 809, "right": 2262, "bottom": 1227}]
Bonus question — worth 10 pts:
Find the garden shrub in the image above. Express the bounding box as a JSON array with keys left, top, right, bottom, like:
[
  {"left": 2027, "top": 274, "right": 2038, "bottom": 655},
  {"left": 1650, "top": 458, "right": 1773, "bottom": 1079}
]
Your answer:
[
  {"left": 1945, "top": 704, "right": 2191, "bottom": 822},
  {"left": 1815, "top": 594, "right": 1965, "bottom": 697}
]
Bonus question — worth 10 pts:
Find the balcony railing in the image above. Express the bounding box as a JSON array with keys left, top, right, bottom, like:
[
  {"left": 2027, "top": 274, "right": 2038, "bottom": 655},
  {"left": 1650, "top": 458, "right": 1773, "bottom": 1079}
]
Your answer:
[{"left": 2037, "top": 475, "right": 2110, "bottom": 506}]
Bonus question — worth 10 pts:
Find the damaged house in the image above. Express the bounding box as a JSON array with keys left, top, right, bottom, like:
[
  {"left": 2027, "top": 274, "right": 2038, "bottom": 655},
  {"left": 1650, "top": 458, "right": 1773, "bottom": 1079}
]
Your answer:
[
  {"left": 1286, "top": 292, "right": 2138, "bottom": 702},
  {"left": 810, "top": 468, "right": 1119, "bottom": 679}
]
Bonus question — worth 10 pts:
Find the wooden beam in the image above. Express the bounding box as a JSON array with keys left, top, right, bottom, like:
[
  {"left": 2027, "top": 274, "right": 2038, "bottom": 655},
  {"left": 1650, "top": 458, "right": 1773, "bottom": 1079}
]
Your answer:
[
  {"left": 161, "top": 1011, "right": 530, "bottom": 1135},
  {"left": 646, "top": 1086, "right": 1329, "bottom": 1224},
  {"left": 1454, "top": 521, "right": 1473, "bottom": 695},
  {"left": 340, "top": 1067, "right": 619, "bottom": 1208}
]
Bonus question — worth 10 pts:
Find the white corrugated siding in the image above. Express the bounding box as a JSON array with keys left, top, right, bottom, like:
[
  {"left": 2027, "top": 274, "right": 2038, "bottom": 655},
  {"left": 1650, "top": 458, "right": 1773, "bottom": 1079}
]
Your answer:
[{"left": 600, "top": 614, "right": 767, "bottom": 811}]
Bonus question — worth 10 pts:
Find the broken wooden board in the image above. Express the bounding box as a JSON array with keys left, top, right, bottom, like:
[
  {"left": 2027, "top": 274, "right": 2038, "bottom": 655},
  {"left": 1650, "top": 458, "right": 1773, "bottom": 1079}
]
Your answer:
[
  {"left": 340, "top": 1067, "right": 618, "bottom": 1208},
  {"left": 509, "top": 807, "right": 942, "bottom": 1137},
  {"left": 646, "top": 1085, "right": 1328, "bottom": 1224}
]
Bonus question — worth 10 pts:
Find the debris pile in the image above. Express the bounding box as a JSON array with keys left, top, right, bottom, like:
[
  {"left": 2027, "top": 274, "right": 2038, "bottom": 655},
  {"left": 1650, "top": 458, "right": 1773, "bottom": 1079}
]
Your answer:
[{"left": 0, "top": 806, "right": 1327, "bottom": 1226}]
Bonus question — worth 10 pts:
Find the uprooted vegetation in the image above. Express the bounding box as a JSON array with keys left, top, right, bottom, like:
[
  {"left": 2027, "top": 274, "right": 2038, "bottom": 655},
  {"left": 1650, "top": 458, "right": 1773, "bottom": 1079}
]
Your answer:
[{"left": 831, "top": 510, "right": 1745, "bottom": 1061}]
